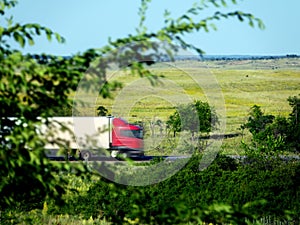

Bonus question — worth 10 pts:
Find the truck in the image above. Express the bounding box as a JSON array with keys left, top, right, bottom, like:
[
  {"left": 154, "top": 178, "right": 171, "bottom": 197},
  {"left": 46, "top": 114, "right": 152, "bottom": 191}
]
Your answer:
[{"left": 43, "top": 116, "right": 144, "bottom": 160}]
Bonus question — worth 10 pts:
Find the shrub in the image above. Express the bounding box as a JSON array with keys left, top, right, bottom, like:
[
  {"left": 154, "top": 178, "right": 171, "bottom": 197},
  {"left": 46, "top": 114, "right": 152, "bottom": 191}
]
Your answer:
[
  {"left": 242, "top": 95, "right": 300, "bottom": 155},
  {"left": 50, "top": 154, "right": 299, "bottom": 224}
]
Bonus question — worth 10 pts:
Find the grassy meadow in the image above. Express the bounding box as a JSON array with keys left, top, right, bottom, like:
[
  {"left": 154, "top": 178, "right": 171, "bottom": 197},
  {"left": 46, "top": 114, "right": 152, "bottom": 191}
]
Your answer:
[{"left": 74, "top": 57, "right": 300, "bottom": 155}]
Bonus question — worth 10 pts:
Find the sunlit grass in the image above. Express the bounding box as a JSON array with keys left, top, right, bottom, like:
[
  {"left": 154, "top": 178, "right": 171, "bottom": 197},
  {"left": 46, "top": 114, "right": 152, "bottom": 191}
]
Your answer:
[{"left": 73, "top": 58, "right": 300, "bottom": 154}]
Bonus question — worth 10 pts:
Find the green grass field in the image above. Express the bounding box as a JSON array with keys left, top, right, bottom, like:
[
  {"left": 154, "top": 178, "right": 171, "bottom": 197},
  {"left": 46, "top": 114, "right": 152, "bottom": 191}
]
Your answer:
[{"left": 74, "top": 58, "right": 300, "bottom": 155}]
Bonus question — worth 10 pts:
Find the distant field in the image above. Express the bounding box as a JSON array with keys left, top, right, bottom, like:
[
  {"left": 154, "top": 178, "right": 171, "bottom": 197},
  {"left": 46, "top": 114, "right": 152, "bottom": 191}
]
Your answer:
[
  {"left": 74, "top": 58, "right": 300, "bottom": 154},
  {"left": 77, "top": 58, "right": 300, "bottom": 129}
]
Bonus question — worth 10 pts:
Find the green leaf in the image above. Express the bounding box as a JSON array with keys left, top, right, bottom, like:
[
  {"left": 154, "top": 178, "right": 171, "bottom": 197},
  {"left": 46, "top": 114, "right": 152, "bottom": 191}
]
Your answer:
[
  {"left": 256, "top": 18, "right": 265, "bottom": 29},
  {"left": 249, "top": 20, "right": 254, "bottom": 28},
  {"left": 0, "top": 26, "right": 4, "bottom": 36},
  {"left": 30, "top": 23, "right": 41, "bottom": 35},
  {"left": 209, "top": 23, "right": 217, "bottom": 31},
  {"left": 13, "top": 32, "right": 25, "bottom": 47},
  {"left": 54, "top": 32, "right": 62, "bottom": 43},
  {"left": 221, "top": 0, "right": 227, "bottom": 7},
  {"left": 28, "top": 37, "right": 34, "bottom": 46},
  {"left": 237, "top": 14, "right": 244, "bottom": 22},
  {"left": 187, "top": 8, "right": 198, "bottom": 15},
  {"left": 45, "top": 28, "right": 52, "bottom": 41}
]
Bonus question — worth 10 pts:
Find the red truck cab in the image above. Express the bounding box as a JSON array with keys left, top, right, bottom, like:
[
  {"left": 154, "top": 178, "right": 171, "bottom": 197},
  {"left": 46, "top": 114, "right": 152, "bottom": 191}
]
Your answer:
[{"left": 111, "top": 118, "right": 144, "bottom": 157}]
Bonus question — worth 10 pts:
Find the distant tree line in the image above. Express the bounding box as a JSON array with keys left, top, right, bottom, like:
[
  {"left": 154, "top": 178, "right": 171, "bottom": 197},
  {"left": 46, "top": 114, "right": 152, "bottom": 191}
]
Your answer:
[{"left": 170, "top": 54, "right": 300, "bottom": 62}]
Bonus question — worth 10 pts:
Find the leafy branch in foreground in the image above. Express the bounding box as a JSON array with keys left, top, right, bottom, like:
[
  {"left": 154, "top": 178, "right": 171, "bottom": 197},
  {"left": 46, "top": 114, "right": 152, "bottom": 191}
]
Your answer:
[
  {"left": 107, "top": 0, "right": 264, "bottom": 56},
  {"left": 0, "top": 17, "right": 65, "bottom": 54},
  {"left": 0, "top": 0, "right": 89, "bottom": 208}
]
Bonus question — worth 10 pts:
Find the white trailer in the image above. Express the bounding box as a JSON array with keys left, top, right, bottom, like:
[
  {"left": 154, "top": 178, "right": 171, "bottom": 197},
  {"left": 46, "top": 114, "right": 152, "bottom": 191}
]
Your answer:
[
  {"left": 43, "top": 117, "right": 113, "bottom": 159},
  {"left": 42, "top": 116, "right": 144, "bottom": 160}
]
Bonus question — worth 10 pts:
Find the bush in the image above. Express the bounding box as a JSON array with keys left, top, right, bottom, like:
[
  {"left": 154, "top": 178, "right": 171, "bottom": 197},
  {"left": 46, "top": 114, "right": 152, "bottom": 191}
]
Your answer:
[
  {"left": 166, "top": 100, "right": 219, "bottom": 138},
  {"left": 242, "top": 95, "right": 300, "bottom": 155},
  {"left": 49, "top": 154, "right": 299, "bottom": 224}
]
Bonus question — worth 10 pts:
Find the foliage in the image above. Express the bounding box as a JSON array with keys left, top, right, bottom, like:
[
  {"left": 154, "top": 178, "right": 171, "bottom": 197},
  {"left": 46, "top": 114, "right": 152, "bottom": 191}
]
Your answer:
[
  {"left": 0, "top": 1, "right": 92, "bottom": 208},
  {"left": 97, "top": 105, "right": 109, "bottom": 116},
  {"left": 194, "top": 99, "right": 219, "bottom": 133},
  {"left": 166, "top": 100, "right": 219, "bottom": 137},
  {"left": 1, "top": 209, "right": 111, "bottom": 225},
  {"left": 286, "top": 94, "right": 300, "bottom": 151},
  {"left": 242, "top": 95, "right": 300, "bottom": 155},
  {"left": 0, "top": 0, "right": 65, "bottom": 54},
  {"left": 241, "top": 105, "right": 275, "bottom": 139},
  {"left": 45, "top": 154, "right": 300, "bottom": 224}
]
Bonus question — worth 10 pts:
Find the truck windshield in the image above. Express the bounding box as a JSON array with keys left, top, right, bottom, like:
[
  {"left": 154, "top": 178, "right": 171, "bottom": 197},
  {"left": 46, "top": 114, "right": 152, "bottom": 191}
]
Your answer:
[{"left": 120, "top": 129, "right": 143, "bottom": 139}]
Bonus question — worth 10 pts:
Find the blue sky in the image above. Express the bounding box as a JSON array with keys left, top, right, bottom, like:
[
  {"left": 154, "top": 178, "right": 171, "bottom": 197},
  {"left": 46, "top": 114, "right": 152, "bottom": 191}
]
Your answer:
[{"left": 7, "top": 0, "right": 300, "bottom": 56}]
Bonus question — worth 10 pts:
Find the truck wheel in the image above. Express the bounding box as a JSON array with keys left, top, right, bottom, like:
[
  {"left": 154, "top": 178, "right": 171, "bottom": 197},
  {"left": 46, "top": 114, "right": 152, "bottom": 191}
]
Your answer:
[
  {"left": 80, "top": 150, "right": 91, "bottom": 160},
  {"left": 111, "top": 150, "right": 119, "bottom": 158}
]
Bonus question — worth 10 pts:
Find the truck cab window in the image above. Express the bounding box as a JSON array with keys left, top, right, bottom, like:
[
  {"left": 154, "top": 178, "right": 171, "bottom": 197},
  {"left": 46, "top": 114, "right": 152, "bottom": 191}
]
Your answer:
[{"left": 120, "top": 129, "right": 143, "bottom": 139}]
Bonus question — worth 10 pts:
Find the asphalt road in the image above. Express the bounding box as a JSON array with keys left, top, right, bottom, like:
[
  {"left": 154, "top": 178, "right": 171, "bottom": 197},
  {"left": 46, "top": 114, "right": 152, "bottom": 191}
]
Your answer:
[
  {"left": 47, "top": 155, "right": 191, "bottom": 162},
  {"left": 48, "top": 154, "right": 300, "bottom": 163}
]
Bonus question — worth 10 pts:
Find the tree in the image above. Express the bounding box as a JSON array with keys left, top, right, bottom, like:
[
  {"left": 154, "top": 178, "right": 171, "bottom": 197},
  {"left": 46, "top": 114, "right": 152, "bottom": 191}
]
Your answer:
[
  {"left": 287, "top": 94, "right": 300, "bottom": 152},
  {"left": 166, "top": 100, "right": 219, "bottom": 137},
  {"left": 241, "top": 105, "right": 284, "bottom": 155},
  {"left": 194, "top": 99, "right": 219, "bottom": 133},
  {"left": 166, "top": 110, "right": 182, "bottom": 137},
  {"left": 0, "top": 0, "right": 264, "bottom": 209},
  {"left": 242, "top": 96, "right": 300, "bottom": 155},
  {"left": 241, "top": 105, "right": 275, "bottom": 140},
  {"left": 97, "top": 105, "right": 109, "bottom": 116}
]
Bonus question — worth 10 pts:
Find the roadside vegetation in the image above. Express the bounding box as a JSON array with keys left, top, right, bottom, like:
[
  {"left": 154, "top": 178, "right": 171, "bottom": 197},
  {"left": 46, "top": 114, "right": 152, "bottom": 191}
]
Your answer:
[
  {"left": 2, "top": 154, "right": 300, "bottom": 224},
  {"left": 1, "top": 0, "right": 300, "bottom": 224}
]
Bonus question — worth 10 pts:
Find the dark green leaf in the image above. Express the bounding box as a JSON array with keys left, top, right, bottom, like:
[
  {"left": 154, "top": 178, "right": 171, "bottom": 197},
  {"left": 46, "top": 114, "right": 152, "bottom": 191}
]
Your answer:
[{"left": 13, "top": 32, "right": 25, "bottom": 47}]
